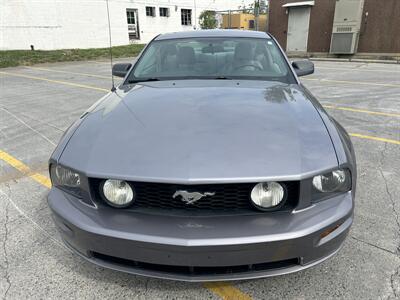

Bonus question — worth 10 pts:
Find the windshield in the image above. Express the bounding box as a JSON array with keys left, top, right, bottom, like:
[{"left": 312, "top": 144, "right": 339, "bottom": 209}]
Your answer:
[{"left": 127, "top": 37, "right": 295, "bottom": 84}]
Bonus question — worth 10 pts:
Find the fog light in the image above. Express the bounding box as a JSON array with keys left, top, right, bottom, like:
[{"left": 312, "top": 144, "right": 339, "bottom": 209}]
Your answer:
[
  {"left": 102, "top": 179, "right": 134, "bottom": 208},
  {"left": 250, "top": 182, "right": 285, "bottom": 210}
]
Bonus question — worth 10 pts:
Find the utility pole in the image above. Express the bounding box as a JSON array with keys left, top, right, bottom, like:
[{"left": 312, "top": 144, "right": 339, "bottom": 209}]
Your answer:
[
  {"left": 254, "top": 0, "right": 260, "bottom": 31},
  {"left": 193, "top": 0, "right": 197, "bottom": 29}
]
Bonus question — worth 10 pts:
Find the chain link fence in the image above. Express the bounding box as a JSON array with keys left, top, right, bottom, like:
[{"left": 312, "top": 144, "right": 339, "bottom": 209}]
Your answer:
[{"left": 214, "top": 6, "right": 268, "bottom": 32}]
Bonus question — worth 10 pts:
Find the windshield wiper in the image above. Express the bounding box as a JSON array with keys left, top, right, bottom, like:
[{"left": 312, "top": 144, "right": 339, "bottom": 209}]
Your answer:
[
  {"left": 128, "top": 78, "right": 161, "bottom": 84},
  {"left": 214, "top": 76, "right": 232, "bottom": 80},
  {"left": 128, "top": 76, "right": 232, "bottom": 83}
]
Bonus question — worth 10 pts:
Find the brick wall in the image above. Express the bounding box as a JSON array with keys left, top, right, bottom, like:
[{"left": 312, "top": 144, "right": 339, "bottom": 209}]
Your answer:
[
  {"left": 268, "top": 0, "right": 400, "bottom": 54},
  {"left": 358, "top": 0, "right": 400, "bottom": 53},
  {"left": 307, "top": 0, "right": 336, "bottom": 52}
]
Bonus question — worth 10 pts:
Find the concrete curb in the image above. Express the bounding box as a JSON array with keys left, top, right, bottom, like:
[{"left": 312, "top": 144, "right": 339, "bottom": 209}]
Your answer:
[
  {"left": 310, "top": 57, "right": 400, "bottom": 64},
  {"left": 288, "top": 56, "right": 400, "bottom": 65}
]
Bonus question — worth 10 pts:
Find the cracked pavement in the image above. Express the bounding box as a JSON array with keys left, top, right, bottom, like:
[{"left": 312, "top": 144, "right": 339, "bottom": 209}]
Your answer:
[
  {"left": 0, "top": 60, "right": 399, "bottom": 299},
  {"left": 1, "top": 201, "right": 10, "bottom": 300},
  {"left": 379, "top": 144, "right": 400, "bottom": 300}
]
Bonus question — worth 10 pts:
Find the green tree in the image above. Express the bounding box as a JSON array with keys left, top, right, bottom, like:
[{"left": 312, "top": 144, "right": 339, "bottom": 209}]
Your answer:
[{"left": 199, "top": 10, "right": 217, "bottom": 29}]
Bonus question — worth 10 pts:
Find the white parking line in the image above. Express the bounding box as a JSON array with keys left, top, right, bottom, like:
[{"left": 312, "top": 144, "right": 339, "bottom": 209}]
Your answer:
[{"left": 25, "top": 66, "right": 111, "bottom": 79}]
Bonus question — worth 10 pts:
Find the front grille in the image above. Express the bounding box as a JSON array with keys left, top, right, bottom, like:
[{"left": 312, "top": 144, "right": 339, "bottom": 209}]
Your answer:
[
  {"left": 133, "top": 182, "right": 255, "bottom": 210},
  {"left": 91, "top": 251, "right": 300, "bottom": 277},
  {"left": 91, "top": 179, "right": 299, "bottom": 212}
]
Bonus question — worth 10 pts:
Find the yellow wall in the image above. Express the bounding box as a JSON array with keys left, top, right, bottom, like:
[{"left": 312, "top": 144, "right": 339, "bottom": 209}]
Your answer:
[
  {"left": 258, "top": 15, "right": 267, "bottom": 32},
  {"left": 221, "top": 13, "right": 267, "bottom": 32}
]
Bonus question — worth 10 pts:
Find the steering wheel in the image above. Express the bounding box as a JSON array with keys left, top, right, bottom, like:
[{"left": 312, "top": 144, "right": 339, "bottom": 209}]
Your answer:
[{"left": 233, "top": 64, "right": 263, "bottom": 71}]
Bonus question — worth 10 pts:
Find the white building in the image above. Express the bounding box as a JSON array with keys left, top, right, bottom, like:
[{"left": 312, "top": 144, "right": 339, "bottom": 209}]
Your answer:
[{"left": 0, "top": 0, "right": 253, "bottom": 50}]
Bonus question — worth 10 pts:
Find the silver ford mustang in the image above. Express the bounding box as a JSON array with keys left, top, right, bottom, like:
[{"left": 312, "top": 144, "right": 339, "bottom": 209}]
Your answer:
[{"left": 48, "top": 30, "right": 356, "bottom": 281}]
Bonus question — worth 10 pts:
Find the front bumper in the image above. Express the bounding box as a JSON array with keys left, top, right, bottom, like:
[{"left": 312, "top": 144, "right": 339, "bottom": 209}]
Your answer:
[{"left": 48, "top": 188, "right": 353, "bottom": 281}]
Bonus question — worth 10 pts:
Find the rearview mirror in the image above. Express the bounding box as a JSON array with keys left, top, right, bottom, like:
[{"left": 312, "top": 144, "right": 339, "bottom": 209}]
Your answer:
[
  {"left": 112, "top": 63, "right": 132, "bottom": 78},
  {"left": 292, "top": 60, "right": 314, "bottom": 77}
]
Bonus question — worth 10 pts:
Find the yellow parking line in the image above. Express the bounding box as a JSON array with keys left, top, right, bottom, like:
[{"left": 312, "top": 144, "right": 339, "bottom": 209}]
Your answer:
[
  {"left": 0, "top": 149, "right": 253, "bottom": 300},
  {"left": 0, "top": 71, "right": 109, "bottom": 92},
  {"left": 323, "top": 105, "right": 400, "bottom": 117},
  {"left": 204, "top": 282, "right": 252, "bottom": 300},
  {"left": 0, "top": 150, "right": 51, "bottom": 188},
  {"left": 25, "top": 66, "right": 110, "bottom": 79},
  {"left": 349, "top": 133, "right": 400, "bottom": 145},
  {"left": 303, "top": 78, "right": 400, "bottom": 88}
]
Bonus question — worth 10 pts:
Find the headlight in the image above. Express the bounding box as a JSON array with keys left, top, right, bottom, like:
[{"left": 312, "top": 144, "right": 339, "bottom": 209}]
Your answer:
[
  {"left": 53, "top": 165, "right": 80, "bottom": 187},
  {"left": 102, "top": 179, "right": 135, "bottom": 208},
  {"left": 50, "top": 164, "right": 82, "bottom": 197},
  {"left": 312, "top": 169, "right": 351, "bottom": 193},
  {"left": 250, "top": 182, "right": 285, "bottom": 210}
]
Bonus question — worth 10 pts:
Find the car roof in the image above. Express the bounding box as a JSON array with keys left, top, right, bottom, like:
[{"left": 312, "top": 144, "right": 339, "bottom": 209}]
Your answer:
[{"left": 155, "top": 29, "right": 271, "bottom": 40}]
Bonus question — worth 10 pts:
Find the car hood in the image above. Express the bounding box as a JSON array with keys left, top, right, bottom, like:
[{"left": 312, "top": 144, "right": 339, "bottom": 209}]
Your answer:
[{"left": 59, "top": 80, "right": 338, "bottom": 183}]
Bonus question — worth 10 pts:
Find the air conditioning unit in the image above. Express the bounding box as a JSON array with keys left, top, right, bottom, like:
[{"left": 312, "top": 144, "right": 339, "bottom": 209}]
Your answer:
[{"left": 330, "top": 0, "right": 364, "bottom": 54}]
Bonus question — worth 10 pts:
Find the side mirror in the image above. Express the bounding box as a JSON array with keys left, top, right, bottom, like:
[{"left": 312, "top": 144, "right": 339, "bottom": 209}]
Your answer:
[
  {"left": 112, "top": 63, "right": 132, "bottom": 78},
  {"left": 292, "top": 60, "right": 314, "bottom": 77}
]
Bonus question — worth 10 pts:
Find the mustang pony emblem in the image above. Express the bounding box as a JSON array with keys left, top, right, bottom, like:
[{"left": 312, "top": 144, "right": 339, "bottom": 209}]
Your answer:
[{"left": 172, "top": 191, "right": 215, "bottom": 204}]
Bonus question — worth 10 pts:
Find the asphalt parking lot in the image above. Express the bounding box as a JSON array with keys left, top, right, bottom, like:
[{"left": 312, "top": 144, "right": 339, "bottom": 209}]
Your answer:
[{"left": 0, "top": 58, "right": 399, "bottom": 300}]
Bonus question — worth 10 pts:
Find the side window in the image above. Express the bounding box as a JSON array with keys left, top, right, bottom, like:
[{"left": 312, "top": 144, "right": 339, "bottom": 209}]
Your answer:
[
  {"left": 159, "top": 7, "right": 169, "bottom": 17},
  {"left": 146, "top": 6, "right": 156, "bottom": 17},
  {"left": 248, "top": 20, "right": 255, "bottom": 29},
  {"left": 126, "top": 10, "right": 135, "bottom": 24},
  {"left": 181, "top": 9, "right": 192, "bottom": 25}
]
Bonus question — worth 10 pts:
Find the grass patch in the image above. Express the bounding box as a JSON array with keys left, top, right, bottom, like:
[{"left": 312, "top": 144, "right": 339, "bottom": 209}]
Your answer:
[{"left": 0, "top": 44, "right": 145, "bottom": 68}]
